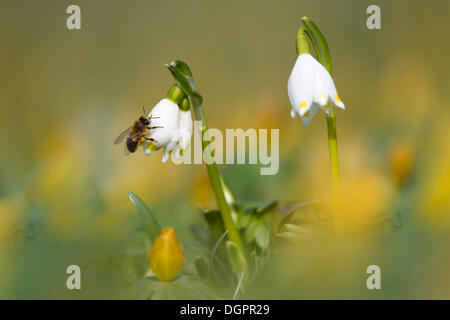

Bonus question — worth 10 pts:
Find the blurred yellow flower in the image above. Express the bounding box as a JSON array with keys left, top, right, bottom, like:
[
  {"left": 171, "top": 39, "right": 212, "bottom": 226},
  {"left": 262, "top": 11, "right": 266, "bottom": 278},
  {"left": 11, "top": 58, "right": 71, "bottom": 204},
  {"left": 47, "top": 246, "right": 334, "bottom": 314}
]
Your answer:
[
  {"left": 390, "top": 142, "right": 414, "bottom": 188},
  {"left": 149, "top": 227, "right": 184, "bottom": 282},
  {"left": 377, "top": 54, "right": 439, "bottom": 128},
  {"left": 336, "top": 173, "right": 392, "bottom": 234},
  {"left": 26, "top": 134, "right": 90, "bottom": 237},
  {"left": 191, "top": 173, "right": 216, "bottom": 208},
  {"left": 0, "top": 196, "right": 23, "bottom": 240},
  {"left": 420, "top": 136, "right": 450, "bottom": 229}
]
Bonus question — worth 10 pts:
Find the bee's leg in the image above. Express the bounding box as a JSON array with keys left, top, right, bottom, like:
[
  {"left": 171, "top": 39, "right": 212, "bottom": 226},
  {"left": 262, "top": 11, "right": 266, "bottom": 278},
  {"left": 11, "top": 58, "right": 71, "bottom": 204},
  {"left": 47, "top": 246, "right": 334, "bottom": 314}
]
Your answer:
[
  {"left": 147, "top": 126, "right": 163, "bottom": 130},
  {"left": 144, "top": 137, "right": 157, "bottom": 142}
]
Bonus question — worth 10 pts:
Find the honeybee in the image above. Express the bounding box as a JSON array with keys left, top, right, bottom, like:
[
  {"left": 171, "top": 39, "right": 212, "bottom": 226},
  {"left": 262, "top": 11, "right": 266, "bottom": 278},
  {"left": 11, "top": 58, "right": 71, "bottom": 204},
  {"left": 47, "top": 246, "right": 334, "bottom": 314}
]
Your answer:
[{"left": 114, "top": 107, "right": 162, "bottom": 154}]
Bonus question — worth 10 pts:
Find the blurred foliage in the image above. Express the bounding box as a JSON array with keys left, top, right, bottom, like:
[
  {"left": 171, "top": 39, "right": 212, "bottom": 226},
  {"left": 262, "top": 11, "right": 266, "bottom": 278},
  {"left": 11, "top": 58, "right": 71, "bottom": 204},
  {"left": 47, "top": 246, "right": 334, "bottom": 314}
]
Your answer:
[{"left": 0, "top": 0, "right": 449, "bottom": 299}]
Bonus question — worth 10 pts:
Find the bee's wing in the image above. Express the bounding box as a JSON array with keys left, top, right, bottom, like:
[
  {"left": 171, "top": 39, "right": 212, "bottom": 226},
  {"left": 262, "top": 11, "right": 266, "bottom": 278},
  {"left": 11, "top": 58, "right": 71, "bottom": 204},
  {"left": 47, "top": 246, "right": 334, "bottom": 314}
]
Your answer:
[{"left": 114, "top": 126, "right": 132, "bottom": 145}]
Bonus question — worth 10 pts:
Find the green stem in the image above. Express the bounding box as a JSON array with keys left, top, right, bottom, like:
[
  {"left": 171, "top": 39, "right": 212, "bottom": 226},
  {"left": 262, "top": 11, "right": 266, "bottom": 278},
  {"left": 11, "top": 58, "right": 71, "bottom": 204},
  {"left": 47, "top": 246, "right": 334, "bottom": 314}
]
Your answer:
[
  {"left": 301, "top": 17, "right": 341, "bottom": 205},
  {"left": 326, "top": 109, "right": 340, "bottom": 201},
  {"left": 191, "top": 97, "right": 244, "bottom": 253},
  {"left": 166, "top": 60, "right": 245, "bottom": 254}
]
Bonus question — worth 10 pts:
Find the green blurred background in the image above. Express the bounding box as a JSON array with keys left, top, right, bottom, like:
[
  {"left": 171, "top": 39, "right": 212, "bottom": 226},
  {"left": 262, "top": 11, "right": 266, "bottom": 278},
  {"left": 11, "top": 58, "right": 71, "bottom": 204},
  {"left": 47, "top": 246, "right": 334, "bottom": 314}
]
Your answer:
[{"left": 0, "top": 0, "right": 449, "bottom": 299}]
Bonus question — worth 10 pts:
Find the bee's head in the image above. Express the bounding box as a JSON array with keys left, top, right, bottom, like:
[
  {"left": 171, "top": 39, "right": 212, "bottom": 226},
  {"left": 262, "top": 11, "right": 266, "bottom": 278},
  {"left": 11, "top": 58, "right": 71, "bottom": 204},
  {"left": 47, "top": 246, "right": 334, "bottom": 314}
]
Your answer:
[{"left": 139, "top": 115, "right": 150, "bottom": 126}]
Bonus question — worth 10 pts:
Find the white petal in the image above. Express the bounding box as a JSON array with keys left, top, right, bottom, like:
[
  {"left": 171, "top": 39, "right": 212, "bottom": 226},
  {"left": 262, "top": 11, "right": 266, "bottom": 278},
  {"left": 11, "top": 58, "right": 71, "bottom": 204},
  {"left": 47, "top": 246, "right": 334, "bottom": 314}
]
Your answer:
[
  {"left": 145, "top": 98, "right": 180, "bottom": 150},
  {"left": 315, "top": 61, "right": 345, "bottom": 110},
  {"left": 161, "top": 137, "right": 179, "bottom": 163},
  {"left": 300, "top": 103, "right": 320, "bottom": 126},
  {"left": 313, "top": 67, "right": 329, "bottom": 107},
  {"left": 316, "top": 67, "right": 333, "bottom": 115},
  {"left": 288, "top": 54, "right": 316, "bottom": 117},
  {"left": 173, "top": 110, "right": 193, "bottom": 159},
  {"left": 331, "top": 92, "right": 345, "bottom": 110},
  {"left": 143, "top": 142, "right": 159, "bottom": 156},
  {"left": 162, "top": 148, "right": 170, "bottom": 163}
]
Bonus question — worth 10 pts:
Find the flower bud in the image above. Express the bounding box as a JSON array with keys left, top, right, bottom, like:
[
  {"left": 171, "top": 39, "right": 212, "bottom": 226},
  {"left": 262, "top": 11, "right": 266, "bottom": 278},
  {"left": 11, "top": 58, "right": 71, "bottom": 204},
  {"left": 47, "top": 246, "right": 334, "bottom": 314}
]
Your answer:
[
  {"left": 390, "top": 143, "right": 414, "bottom": 188},
  {"left": 149, "top": 227, "right": 184, "bottom": 282}
]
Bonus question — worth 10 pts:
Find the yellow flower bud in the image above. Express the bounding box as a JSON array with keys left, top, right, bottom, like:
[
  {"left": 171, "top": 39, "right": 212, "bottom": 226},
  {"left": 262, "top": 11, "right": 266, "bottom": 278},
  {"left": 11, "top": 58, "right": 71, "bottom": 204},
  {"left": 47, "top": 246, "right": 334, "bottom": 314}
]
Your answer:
[
  {"left": 390, "top": 143, "right": 414, "bottom": 188},
  {"left": 149, "top": 227, "right": 184, "bottom": 282}
]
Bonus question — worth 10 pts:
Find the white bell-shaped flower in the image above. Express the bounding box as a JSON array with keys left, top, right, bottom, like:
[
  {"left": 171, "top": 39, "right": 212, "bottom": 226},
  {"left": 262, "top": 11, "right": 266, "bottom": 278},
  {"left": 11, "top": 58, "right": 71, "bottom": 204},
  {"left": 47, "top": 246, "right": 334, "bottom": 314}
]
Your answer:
[
  {"left": 288, "top": 53, "right": 345, "bottom": 125},
  {"left": 173, "top": 109, "right": 193, "bottom": 159},
  {"left": 144, "top": 98, "right": 180, "bottom": 163}
]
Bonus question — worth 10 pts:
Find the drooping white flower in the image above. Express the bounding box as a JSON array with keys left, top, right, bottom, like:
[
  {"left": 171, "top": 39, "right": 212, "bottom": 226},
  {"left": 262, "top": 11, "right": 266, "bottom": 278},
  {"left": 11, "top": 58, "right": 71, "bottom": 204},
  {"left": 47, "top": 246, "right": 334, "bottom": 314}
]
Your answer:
[
  {"left": 173, "top": 109, "right": 193, "bottom": 159},
  {"left": 143, "top": 98, "right": 180, "bottom": 162},
  {"left": 288, "top": 53, "right": 345, "bottom": 125},
  {"left": 143, "top": 98, "right": 193, "bottom": 163}
]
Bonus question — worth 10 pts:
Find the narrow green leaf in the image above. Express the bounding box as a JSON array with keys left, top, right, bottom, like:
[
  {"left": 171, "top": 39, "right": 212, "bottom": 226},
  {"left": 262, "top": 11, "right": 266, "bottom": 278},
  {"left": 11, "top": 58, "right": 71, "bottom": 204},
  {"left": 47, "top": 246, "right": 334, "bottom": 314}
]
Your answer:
[
  {"left": 257, "top": 200, "right": 278, "bottom": 214},
  {"left": 276, "top": 231, "right": 303, "bottom": 241},
  {"left": 165, "top": 60, "right": 203, "bottom": 104},
  {"left": 284, "top": 224, "right": 320, "bottom": 239},
  {"left": 128, "top": 191, "right": 161, "bottom": 243},
  {"left": 232, "top": 271, "right": 246, "bottom": 300}
]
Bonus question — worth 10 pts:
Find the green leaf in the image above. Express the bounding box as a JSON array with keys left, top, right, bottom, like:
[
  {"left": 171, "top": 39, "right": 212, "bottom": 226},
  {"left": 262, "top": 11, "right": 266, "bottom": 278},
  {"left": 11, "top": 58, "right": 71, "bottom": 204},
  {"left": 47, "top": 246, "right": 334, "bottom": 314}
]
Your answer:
[
  {"left": 201, "top": 208, "right": 226, "bottom": 240},
  {"left": 128, "top": 191, "right": 162, "bottom": 243},
  {"left": 302, "top": 16, "right": 332, "bottom": 74},
  {"left": 131, "top": 275, "right": 220, "bottom": 300},
  {"left": 258, "top": 200, "right": 278, "bottom": 214},
  {"left": 254, "top": 218, "right": 270, "bottom": 249},
  {"left": 244, "top": 215, "right": 260, "bottom": 244},
  {"left": 235, "top": 200, "right": 279, "bottom": 250},
  {"left": 129, "top": 277, "right": 156, "bottom": 300},
  {"left": 182, "top": 243, "right": 213, "bottom": 276},
  {"left": 278, "top": 200, "right": 329, "bottom": 231},
  {"left": 165, "top": 60, "right": 203, "bottom": 105},
  {"left": 171, "top": 276, "right": 220, "bottom": 299},
  {"left": 236, "top": 206, "right": 255, "bottom": 229},
  {"left": 282, "top": 224, "right": 321, "bottom": 239},
  {"left": 194, "top": 256, "right": 208, "bottom": 278},
  {"left": 125, "top": 232, "right": 151, "bottom": 255}
]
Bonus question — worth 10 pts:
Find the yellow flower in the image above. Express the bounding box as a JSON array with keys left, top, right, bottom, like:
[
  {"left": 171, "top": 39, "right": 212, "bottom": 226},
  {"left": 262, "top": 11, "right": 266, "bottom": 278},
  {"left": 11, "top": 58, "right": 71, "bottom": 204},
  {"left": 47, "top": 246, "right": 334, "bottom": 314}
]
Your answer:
[
  {"left": 336, "top": 173, "right": 391, "bottom": 234},
  {"left": 149, "top": 227, "right": 184, "bottom": 282},
  {"left": 0, "top": 196, "right": 23, "bottom": 240},
  {"left": 390, "top": 142, "right": 414, "bottom": 188}
]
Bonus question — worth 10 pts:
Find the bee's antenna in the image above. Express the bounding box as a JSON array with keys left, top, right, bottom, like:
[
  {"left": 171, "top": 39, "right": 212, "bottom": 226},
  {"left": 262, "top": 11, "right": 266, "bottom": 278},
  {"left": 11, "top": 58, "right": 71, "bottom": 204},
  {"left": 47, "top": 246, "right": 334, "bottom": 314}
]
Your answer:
[{"left": 142, "top": 105, "right": 147, "bottom": 115}]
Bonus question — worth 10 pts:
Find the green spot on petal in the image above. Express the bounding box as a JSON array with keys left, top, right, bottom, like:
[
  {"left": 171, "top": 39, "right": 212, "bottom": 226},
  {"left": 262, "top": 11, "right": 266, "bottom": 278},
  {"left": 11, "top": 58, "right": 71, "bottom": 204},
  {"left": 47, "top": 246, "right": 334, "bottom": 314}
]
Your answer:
[{"left": 146, "top": 142, "right": 158, "bottom": 153}]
